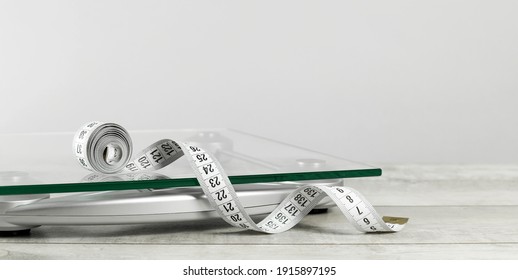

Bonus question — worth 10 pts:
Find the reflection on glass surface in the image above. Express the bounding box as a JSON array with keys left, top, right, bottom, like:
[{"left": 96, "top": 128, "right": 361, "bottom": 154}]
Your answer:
[{"left": 0, "top": 129, "right": 381, "bottom": 195}]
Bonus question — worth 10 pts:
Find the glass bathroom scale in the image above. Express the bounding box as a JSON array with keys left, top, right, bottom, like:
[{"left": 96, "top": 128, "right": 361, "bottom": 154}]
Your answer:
[{"left": 0, "top": 129, "right": 381, "bottom": 196}]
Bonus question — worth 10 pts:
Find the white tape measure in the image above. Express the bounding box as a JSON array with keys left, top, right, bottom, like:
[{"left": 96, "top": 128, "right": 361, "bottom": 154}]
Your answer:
[{"left": 73, "top": 121, "right": 408, "bottom": 233}]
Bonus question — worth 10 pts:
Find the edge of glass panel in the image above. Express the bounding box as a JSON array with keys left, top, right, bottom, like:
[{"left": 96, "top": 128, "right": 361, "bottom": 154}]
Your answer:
[{"left": 0, "top": 168, "right": 382, "bottom": 195}]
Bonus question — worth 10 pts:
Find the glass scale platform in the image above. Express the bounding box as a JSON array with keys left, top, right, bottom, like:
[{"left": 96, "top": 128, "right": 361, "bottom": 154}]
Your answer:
[
  {"left": 0, "top": 129, "right": 380, "bottom": 195},
  {"left": 0, "top": 128, "right": 381, "bottom": 233}
]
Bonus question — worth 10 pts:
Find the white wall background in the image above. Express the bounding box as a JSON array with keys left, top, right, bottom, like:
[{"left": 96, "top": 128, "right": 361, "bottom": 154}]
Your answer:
[{"left": 1, "top": 1, "right": 517, "bottom": 164}]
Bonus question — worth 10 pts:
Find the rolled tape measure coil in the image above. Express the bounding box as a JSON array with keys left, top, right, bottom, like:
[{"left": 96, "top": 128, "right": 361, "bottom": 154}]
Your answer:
[
  {"left": 73, "top": 122, "right": 133, "bottom": 174},
  {"left": 74, "top": 121, "right": 408, "bottom": 233}
]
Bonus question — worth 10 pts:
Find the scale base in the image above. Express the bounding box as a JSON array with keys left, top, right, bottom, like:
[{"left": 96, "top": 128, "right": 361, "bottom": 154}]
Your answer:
[{"left": 0, "top": 180, "right": 341, "bottom": 234}]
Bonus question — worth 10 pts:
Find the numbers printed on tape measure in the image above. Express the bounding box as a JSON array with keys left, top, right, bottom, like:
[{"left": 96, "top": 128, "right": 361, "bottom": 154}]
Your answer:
[
  {"left": 74, "top": 121, "right": 408, "bottom": 234},
  {"left": 125, "top": 162, "right": 139, "bottom": 172},
  {"left": 78, "top": 157, "right": 88, "bottom": 168},
  {"left": 265, "top": 220, "right": 280, "bottom": 230},
  {"left": 206, "top": 174, "right": 223, "bottom": 188},
  {"left": 159, "top": 142, "right": 176, "bottom": 156},
  {"left": 147, "top": 148, "right": 165, "bottom": 165},
  {"left": 76, "top": 143, "right": 83, "bottom": 155},
  {"left": 229, "top": 213, "right": 243, "bottom": 222},
  {"left": 211, "top": 187, "right": 232, "bottom": 204},
  {"left": 291, "top": 193, "right": 310, "bottom": 208},
  {"left": 78, "top": 130, "right": 88, "bottom": 140},
  {"left": 274, "top": 211, "right": 291, "bottom": 225},
  {"left": 189, "top": 145, "right": 202, "bottom": 153},
  {"left": 137, "top": 155, "right": 152, "bottom": 169},
  {"left": 282, "top": 202, "right": 301, "bottom": 217},
  {"left": 219, "top": 201, "right": 238, "bottom": 214},
  {"left": 199, "top": 163, "right": 218, "bottom": 179},
  {"left": 303, "top": 187, "right": 319, "bottom": 198}
]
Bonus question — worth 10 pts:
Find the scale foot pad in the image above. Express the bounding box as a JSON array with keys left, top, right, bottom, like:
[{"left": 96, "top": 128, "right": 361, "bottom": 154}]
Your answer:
[
  {"left": 0, "top": 229, "right": 31, "bottom": 237},
  {"left": 309, "top": 208, "right": 328, "bottom": 215}
]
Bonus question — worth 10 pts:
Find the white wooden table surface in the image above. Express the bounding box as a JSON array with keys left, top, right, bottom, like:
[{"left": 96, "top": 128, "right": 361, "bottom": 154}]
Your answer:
[{"left": 1, "top": 165, "right": 517, "bottom": 259}]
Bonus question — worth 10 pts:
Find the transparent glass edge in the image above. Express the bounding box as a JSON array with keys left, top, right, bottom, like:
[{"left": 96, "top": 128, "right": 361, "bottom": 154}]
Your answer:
[{"left": 0, "top": 168, "right": 382, "bottom": 196}]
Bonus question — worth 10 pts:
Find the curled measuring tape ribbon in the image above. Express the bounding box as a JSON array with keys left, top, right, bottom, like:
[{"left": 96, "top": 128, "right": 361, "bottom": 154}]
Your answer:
[{"left": 74, "top": 121, "right": 408, "bottom": 233}]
